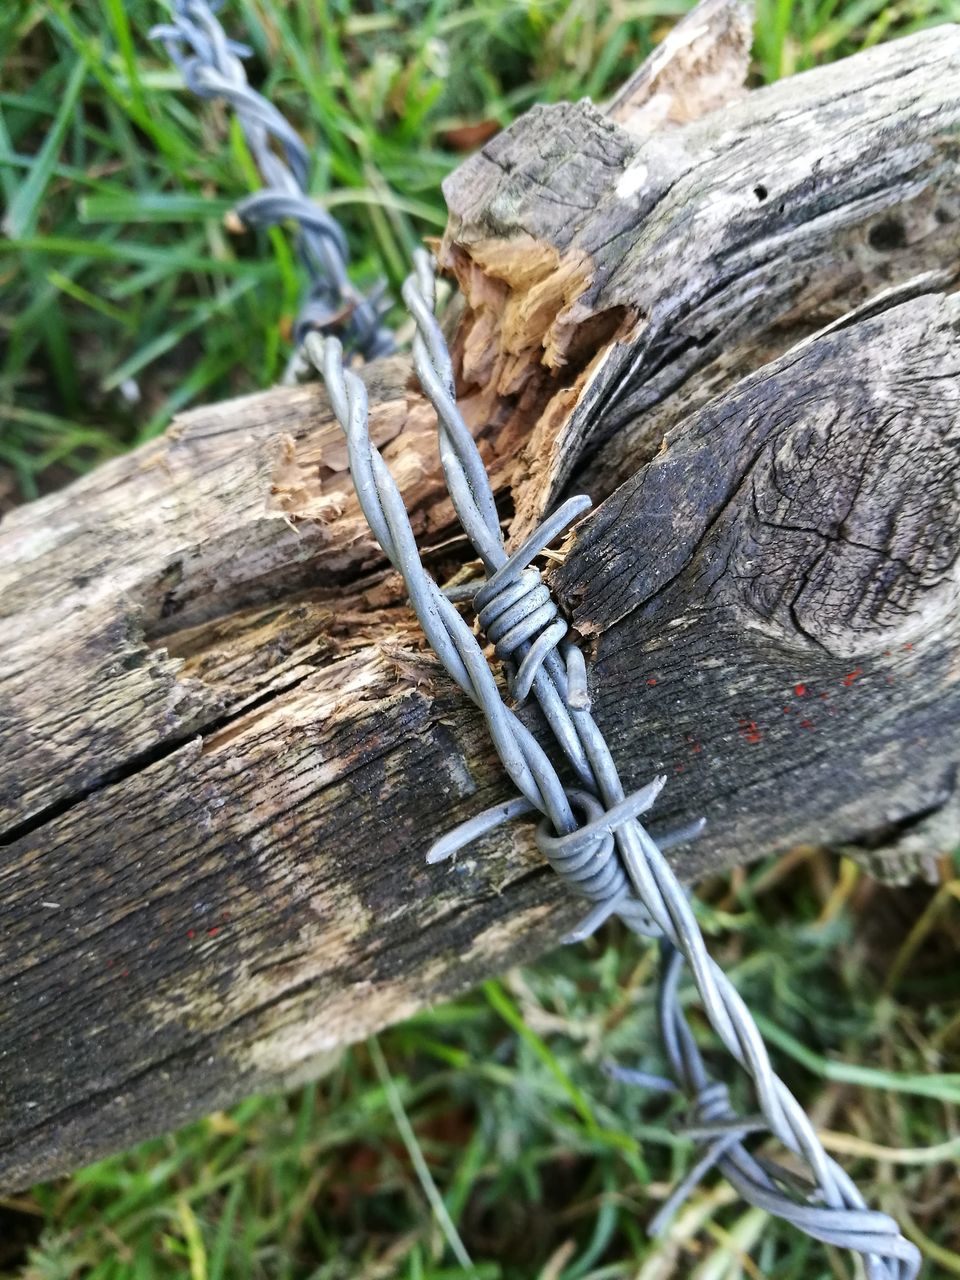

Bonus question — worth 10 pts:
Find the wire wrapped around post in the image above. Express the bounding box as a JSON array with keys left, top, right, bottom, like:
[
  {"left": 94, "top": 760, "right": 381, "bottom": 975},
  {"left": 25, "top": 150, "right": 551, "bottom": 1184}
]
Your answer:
[
  {"left": 307, "top": 251, "right": 920, "bottom": 1280},
  {"left": 152, "top": 5, "right": 920, "bottom": 1273}
]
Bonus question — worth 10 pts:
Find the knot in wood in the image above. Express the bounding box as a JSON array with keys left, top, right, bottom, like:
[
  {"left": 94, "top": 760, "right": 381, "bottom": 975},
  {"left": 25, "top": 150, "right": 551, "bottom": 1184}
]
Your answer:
[{"left": 731, "top": 315, "right": 960, "bottom": 657}]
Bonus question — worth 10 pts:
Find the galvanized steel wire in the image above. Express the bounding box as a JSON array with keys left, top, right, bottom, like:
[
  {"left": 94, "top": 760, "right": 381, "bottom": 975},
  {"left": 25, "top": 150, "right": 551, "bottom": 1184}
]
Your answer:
[
  {"left": 154, "top": 5, "right": 920, "bottom": 1276},
  {"left": 150, "top": 0, "right": 393, "bottom": 362},
  {"left": 309, "top": 254, "right": 919, "bottom": 1280}
]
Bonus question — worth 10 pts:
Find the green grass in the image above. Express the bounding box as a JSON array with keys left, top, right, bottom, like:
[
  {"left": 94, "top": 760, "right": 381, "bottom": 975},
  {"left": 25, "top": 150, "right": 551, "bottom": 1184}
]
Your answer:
[
  {"left": 1, "top": 0, "right": 953, "bottom": 503},
  {"left": 2, "top": 1, "right": 960, "bottom": 1276}
]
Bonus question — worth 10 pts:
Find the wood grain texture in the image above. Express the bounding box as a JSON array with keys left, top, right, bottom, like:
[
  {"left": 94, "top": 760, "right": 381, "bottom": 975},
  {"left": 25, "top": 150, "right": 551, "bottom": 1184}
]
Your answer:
[
  {"left": 605, "top": 0, "right": 753, "bottom": 136},
  {"left": 1, "top": 16, "right": 959, "bottom": 1189},
  {"left": 440, "top": 25, "right": 960, "bottom": 534},
  {"left": 553, "top": 288, "right": 960, "bottom": 878}
]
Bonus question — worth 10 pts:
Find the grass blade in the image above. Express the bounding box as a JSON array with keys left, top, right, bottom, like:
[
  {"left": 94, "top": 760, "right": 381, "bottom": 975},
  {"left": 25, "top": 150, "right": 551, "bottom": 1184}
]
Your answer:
[
  {"left": 369, "top": 1036, "right": 476, "bottom": 1276},
  {"left": 3, "top": 56, "right": 87, "bottom": 239}
]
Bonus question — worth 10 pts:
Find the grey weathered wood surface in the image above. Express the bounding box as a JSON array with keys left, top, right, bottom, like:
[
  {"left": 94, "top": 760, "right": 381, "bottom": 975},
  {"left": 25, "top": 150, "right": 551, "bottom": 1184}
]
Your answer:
[
  {"left": 440, "top": 22, "right": 960, "bottom": 534},
  {"left": 1, "top": 17, "right": 959, "bottom": 1189}
]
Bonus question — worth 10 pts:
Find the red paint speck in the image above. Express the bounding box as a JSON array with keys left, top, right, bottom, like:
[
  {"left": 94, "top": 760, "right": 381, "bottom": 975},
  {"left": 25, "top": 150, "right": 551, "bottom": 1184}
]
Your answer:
[
  {"left": 208, "top": 926, "right": 219, "bottom": 938},
  {"left": 783, "top": 705, "right": 793, "bottom": 714},
  {"left": 819, "top": 692, "right": 829, "bottom": 701},
  {"left": 842, "top": 667, "right": 863, "bottom": 687},
  {"left": 794, "top": 683, "right": 807, "bottom": 697},
  {"left": 884, "top": 650, "right": 893, "bottom": 657},
  {"left": 689, "top": 740, "right": 702, "bottom": 754},
  {"left": 187, "top": 929, "right": 195, "bottom": 940},
  {"left": 675, "top": 763, "right": 686, "bottom": 773},
  {"left": 647, "top": 678, "right": 658, "bottom": 686},
  {"left": 739, "top": 719, "right": 762, "bottom": 745},
  {"left": 886, "top": 676, "right": 895, "bottom": 685},
  {"left": 120, "top": 969, "right": 130, "bottom": 978},
  {"left": 799, "top": 719, "right": 814, "bottom": 730}
]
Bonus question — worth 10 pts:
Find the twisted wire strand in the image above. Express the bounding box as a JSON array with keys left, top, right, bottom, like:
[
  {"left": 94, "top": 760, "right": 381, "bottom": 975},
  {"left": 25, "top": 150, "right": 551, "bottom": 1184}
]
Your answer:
[
  {"left": 308, "top": 251, "right": 919, "bottom": 1280},
  {"left": 150, "top": 0, "right": 393, "bottom": 361},
  {"left": 151, "top": 5, "right": 918, "bottom": 1270},
  {"left": 306, "top": 330, "right": 658, "bottom": 939}
]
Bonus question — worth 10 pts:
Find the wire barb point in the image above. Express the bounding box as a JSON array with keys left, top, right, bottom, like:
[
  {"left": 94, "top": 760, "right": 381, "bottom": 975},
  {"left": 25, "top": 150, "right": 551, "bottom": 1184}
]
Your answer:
[{"left": 311, "top": 257, "right": 919, "bottom": 1280}]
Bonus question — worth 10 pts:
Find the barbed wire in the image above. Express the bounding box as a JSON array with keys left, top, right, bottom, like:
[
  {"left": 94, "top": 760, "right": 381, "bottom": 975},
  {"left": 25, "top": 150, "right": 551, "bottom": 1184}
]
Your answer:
[
  {"left": 307, "top": 250, "right": 920, "bottom": 1280},
  {"left": 150, "top": 0, "right": 394, "bottom": 364},
  {"left": 153, "top": 5, "right": 920, "bottom": 1275}
]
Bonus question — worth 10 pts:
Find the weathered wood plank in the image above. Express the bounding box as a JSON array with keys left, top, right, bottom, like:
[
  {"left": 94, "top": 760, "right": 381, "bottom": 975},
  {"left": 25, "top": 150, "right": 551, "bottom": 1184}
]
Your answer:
[
  {"left": 1, "top": 17, "right": 959, "bottom": 1188},
  {"left": 2, "top": 285, "right": 957, "bottom": 1188},
  {"left": 440, "top": 25, "right": 960, "bottom": 533}
]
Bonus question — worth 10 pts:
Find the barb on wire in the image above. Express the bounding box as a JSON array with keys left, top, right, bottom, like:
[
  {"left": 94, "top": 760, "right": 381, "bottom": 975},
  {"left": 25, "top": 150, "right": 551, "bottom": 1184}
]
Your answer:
[
  {"left": 307, "top": 250, "right": 920, "bottom": 1280},
  {"left": 152, "top": 5, "right": 919, "bottom": 1273},
  {"left": 150, "top": 0, "right": 394, "bottom": 364}
]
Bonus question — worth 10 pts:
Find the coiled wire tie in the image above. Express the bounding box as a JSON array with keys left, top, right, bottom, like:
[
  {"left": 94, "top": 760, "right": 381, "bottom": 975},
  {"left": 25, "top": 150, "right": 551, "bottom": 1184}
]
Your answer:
[{"left": 153, "top": 5, "right": 920, "bottom": 1275}]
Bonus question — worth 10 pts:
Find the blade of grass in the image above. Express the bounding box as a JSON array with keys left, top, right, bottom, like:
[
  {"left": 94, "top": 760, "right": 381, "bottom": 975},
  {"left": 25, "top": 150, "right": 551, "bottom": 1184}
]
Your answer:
[
  {"left": 138, "top": 346, "right": 243, "bottom": 442},
  {"left": 79, "top": 193, "right": 236, "bottom": 223},
  {"left": 369, "top": 1036, "right": 477, "bottom": 1276},
  {"left": 45, "top": 268, "right": 133, "bottom": 326},
  {"left": 484, "top": 979, "right": 598, "bottom": 1131},
  {"left": 101, "top": 277, "right": 257, "bottom": 391},
  {"left": 0, "top": 235, "right": 276, "bottom": 276},
  {"left": 890, "top": 1201, "right": 960, "bottom": 1277},
  {"left": 819, "top": 1128, "right": 960, "bottom": 1166},
  {"left": 102, "top": 0, "right": 145, "bottom": 114},
  {"left": 754, "top": 1013, "right": 960, "bottom": 1102},
  {"left": 208, "top": 1178, "right": 244, "bottom": 1280},
  {"left": 3, "top": 56, "right": 88, "bottom": 238}
]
